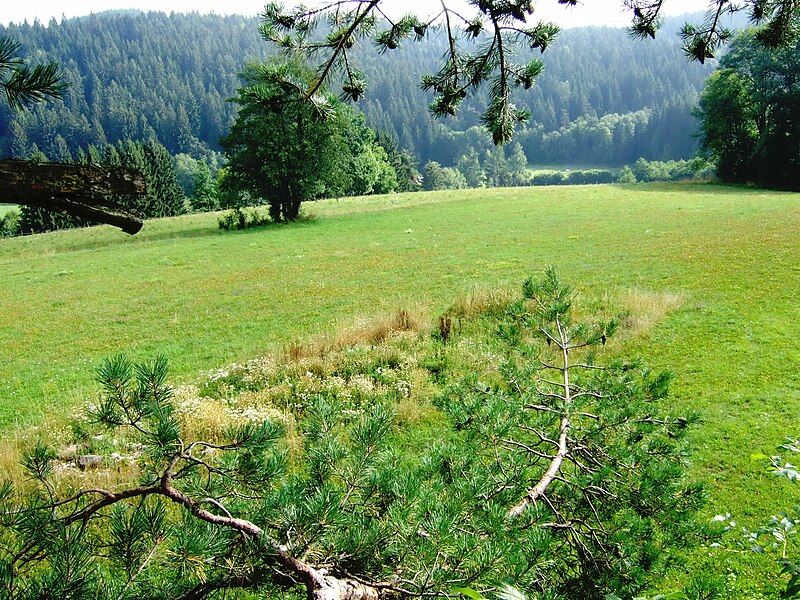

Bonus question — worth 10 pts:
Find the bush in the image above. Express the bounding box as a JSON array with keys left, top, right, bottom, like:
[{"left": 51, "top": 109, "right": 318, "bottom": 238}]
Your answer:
[
  {"left": 565, "top": 169, "right": 615, "bottom": 185},
  {"left": 617, "top": 165, "right": 637, "bottom": 183},
  {"left": 0, "top": 208, "right": 20, "bottom": 237},
  {"left": 529, "top": 171, "right": 566, "bottom": 186},
  {"left": 423, "top": 161, "right": 468, "bottom": 190},
  {"left": 628, "top": 157, "right": 715, "bottom": 183},
  {"left": 217, "top": 207, "right": 272, "bottom": 230},
  {"left": 529, "top": 169, "right": 615, "bottom": 186}
]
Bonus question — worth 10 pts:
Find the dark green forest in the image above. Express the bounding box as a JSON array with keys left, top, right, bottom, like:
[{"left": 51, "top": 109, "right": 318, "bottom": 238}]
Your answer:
[{"left": 0, "top": 10, "right": 714, "bottom": 169}]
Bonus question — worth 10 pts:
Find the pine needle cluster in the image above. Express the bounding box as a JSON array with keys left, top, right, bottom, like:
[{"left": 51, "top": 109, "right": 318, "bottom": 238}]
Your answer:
[{"left": 0, "top": 272, "right": 714, "bottom": 599}]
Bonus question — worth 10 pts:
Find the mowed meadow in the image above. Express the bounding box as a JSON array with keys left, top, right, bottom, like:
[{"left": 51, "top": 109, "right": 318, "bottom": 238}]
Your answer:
[{"left": 2, "top": 181, "right": 800, "bottom": 591}]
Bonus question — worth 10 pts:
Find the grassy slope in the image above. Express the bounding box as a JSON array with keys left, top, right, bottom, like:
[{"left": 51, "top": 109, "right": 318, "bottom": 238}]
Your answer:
[{"left": 1, "top": 182, "right": 799, "bottom": 593}]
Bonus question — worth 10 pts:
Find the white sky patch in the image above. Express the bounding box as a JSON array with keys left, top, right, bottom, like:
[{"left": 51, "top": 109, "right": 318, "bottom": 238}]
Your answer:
[{"left": 4, "top": 0, "right": 704, "bottom": 29}]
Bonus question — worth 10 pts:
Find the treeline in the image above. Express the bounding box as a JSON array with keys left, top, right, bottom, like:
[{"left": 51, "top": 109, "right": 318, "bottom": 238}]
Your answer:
[
  {"left": 0, "top": 12, "right": 267, "bottom": 164},
  {"left": 0, "top": 11, "right": 713, "bottom": 169},
  {"left": 2, "top": 115, "right": 420, "bottom": 236},
  {"left": 418, "top": 149, "right": 713, "bottom": 191}
]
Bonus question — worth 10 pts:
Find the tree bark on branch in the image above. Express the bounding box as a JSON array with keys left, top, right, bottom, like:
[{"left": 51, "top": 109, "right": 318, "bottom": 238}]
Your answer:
[
  {"left": 508, "top": 318, "right": 573, "bottom": 518},
  {"left": 0, "top": 159, "right": 146, "bottom": 234}
]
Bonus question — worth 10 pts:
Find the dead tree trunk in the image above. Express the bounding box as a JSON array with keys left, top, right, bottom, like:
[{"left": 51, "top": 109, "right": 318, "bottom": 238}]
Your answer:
[{"left": 0, "top": 159, "right": 146, "bottom": 234}]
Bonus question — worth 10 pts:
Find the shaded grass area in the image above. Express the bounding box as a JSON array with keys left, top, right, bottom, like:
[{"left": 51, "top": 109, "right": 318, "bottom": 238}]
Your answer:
[{"left": 1, "top": 182, "right": 800, "bottom": 594}]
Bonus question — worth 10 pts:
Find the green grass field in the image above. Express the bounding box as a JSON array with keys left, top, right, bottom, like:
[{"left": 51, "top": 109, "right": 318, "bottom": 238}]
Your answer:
[
  {"left": 0, "top": 204, "right": 17, "bottom": 217},
  {"left": 1, "top": 181, "right": 799, "bottom": 594}
]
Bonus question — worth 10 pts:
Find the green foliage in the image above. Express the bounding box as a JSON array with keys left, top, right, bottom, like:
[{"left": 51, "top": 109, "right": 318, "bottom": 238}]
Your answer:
[
  {"left": 483, "top": 146, "right": 511, "bottom": 188},
  {"left": 374, "top": 132, "right": 421, "bottom": 193},
  {"left": 617, "top": 165, "right": 638, "bottom": 184},
  {"left": 695, "top": 70, "right": 759, "bottom": 183},
  {"left": 221, "top": 58, "right": 398, "bottom": 222},
  {"left": 529, "top": 169, "right": 616, "bottom": 186},
  {"left": 188, "top": 161, "right": 220, "bottom": 212},
  {"left": 422, "top": 161, "right": 467, "bottom": 191},
  {"left": 174, "top": 152, "right": 222, "bottom": 207},
  {"left": 452, "top": 143, "right": 529, "bottom": 189},
  {"left": 4, "top": 183, "right": 800, "bottom": 595},
  {"left": 695, "top": 28, "right": 800, "bottom": 188},
  {"left": 257, "top": 0, "right": 797, "bottom": 146},
  {"left": 341, "top": 113, "right": 399, "bottom": 197},
  {"left": 718, "top": 437, "right": 800, "bottom": 598},
  {"left": 217, "top": 207, "right": 272, "bottom": 231},
  {"left": 0, "top": 208, "right": 20, "bottom": 237},
  {"left": 0, "top": 273, "right": 711, "bottom": 598},
  {"left": 0, "top": 13, "right": 263, "bottom": 160},
  {"left": 506, "top": 143, "right": 529, "bottom": 186},
  {"left": 564, "top": 169, "right": 615, "bottom": 185},
  {"left": 626, "top": 158, "right": 714, "bottom": 183},
  {"left": 16, "top": 138, "right": 186, "bottom": 235},
  {"left": 261, "top": 1, "right": 552, "bottom": 144},
  {"left": 0, "top": 12, "right": 716, "bottom": 170},
  {"left": 0, "top": 36, "right": 64, "bottom": 110},
  {"left": 457, "top": 148, "right": 485, "bottom": 188}
]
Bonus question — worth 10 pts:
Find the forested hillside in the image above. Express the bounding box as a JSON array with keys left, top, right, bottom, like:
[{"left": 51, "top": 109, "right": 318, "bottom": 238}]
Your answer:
[
  {"left": 357, "top": 22, "right": 715, "bottom": 165},
  {"left": 0, "top": 11, "right": 714, "bottom": 168}
]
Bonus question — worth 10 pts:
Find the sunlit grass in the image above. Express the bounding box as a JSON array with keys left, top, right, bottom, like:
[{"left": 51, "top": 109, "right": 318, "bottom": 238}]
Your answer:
[{"left": 1, "top": 181, "right": 800, "bottom": 594}]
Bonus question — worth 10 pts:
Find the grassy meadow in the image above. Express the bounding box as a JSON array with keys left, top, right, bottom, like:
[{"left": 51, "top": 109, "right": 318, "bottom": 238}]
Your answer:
[{"left": 1, "top": 181, "right": 800, "bottom": 594}]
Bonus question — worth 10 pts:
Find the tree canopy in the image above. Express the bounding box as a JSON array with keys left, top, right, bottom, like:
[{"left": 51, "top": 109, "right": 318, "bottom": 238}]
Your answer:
[
  {"left": 221, "top": 59, "right": 398, "bottom": 221},
  {"left": 695, "top": 27, "right": 800, "bottom": 188}
]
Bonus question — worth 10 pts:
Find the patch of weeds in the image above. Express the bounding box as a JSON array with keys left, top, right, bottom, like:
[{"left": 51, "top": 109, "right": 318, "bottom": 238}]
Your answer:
[
  {"left": 421, "top": 354, "right": 448, "bottom": 383},
  {"left": 432, "top": 313, "right": 453, "bottom": 345}
]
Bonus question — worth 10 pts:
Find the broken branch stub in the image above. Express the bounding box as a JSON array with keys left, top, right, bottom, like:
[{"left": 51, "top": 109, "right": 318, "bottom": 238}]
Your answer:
[{"left": 0, "top": 159, "right": 146, "bottom": 234}]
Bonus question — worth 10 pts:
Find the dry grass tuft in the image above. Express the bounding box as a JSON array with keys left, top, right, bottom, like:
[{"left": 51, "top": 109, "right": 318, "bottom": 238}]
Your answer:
[
  {"left": 173, "top": 385, "right": 292, "bottom": 443},
  {"left": 616, "top": 289, "right": 686, "bottom": 339},
  {"left": 345, "top": 307, "right": 428, "bottom": 346},
  {"left": 448, "top": 288, "right": 513, "bottom": 320},
  {"left": 330, "top": 308, "right": 429, "bottom": 351},
  {"left": 284, "top": 341, "right": 306, "bottom": 363},
  {"left": 0, "top": 434, "right": 29, "bottom": 487},
  {"left": 280, "top": 308, "right": 429, "bottom": 364}
]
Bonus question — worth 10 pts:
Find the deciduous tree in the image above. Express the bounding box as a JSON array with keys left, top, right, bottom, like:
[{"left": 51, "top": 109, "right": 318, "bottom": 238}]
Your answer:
[
  {"left": 220, "top": 59, "right": 354, "bottom": 222},
  {"left": 695, "top": 28, "right": 800, "bottom": 188}
]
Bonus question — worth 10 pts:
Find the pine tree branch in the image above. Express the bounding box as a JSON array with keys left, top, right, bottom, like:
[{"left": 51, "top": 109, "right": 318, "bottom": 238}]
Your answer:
[
  {"left": 509, "top": 317, "right": 572, "bottom": 518},
  {"left": 27, "top": 448, "right": 398, "bottom": 600},
  {"left": 0, "top": 36, "right": 66, "bottom": 110}
]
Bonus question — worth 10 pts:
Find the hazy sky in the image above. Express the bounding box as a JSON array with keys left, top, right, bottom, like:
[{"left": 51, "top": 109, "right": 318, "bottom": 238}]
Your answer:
[{"left": 4, "top": 0, "right": 703, "bottom": 29}]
